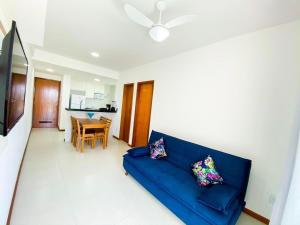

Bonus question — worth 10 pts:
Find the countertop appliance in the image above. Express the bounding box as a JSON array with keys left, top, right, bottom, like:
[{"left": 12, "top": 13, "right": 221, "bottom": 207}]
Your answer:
[{"left": 106, "top": 104, "right": 111, "bottom": 111}]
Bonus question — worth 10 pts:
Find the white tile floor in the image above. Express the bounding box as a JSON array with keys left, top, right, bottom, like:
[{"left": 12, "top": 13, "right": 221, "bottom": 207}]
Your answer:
[{"left": 11, "top": 129, "right": 264, "bottom": 225}]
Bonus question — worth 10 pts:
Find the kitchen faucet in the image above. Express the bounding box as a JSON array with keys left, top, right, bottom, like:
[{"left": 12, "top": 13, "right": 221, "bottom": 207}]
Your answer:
[{"left": 79, "top": 99, "right": 85, "bottom": 109}]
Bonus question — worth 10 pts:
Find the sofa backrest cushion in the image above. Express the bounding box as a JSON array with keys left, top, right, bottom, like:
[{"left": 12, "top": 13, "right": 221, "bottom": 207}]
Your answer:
[{"left": 148, "top": 130, "right": 251, "bottom": 201}]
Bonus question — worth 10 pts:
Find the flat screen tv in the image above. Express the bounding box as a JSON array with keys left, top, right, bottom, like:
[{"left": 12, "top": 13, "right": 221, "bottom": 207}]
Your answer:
[{"left": 0, "top": 21, "right": 28, "bottom": 136}]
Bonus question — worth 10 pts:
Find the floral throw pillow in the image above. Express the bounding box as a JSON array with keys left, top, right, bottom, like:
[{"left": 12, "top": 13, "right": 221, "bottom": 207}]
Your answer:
[
  {"left": 192, "top": 156, "right": 223, "bottom": 186},
  {"left": 149, "top": 137, "right": 167, "bottom": 159}
]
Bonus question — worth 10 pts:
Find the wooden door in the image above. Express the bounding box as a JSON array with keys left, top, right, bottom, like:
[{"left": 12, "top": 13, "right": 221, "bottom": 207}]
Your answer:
[
  {"left": 33, "top": 78, "right": 60, "bottom": 128},
  {"left": 132, "top": 81, "right": 154, "bottom": 147},
  {"left": 7, "top": 73, "right": 26, "bottom": 127},
  {"left": 119, "top": 83, "right": 134, "bottom": 143}
]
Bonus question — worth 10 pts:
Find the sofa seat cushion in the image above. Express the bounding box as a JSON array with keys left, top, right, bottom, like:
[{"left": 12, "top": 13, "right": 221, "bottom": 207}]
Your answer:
[
  {"left": 124, "top": 154, "right": 240, "bottom": 225},
  {"left": 197, "top": 184, "right": 240, "bottom": 214}
]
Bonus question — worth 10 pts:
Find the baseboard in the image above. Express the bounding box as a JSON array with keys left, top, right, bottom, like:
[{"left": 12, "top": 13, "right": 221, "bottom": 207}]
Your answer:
[
  {"left": 6, "top": 128, "right": 32, "bottom": 225},
  {"left": 113, "top": 135, "right": 133, "bottom": 147},
  {"left": 243, "top": 208, "right": 270, "bottom": 224},
  {"left": 112, "top": 135, "right": 119, "bottom": 140}
]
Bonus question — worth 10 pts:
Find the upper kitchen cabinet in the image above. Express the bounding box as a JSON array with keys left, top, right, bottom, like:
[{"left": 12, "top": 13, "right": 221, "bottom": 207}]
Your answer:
[
  {"left": 104, "top": 85, "right": 116, "bottom": 102},
  {"left": 85, "top": 82, "right": 96, "bottom": 98},
  {"left": 94, "top": 83, "right": 105, "bottom": 96},
  {"left": 69, "top": 74, "right": 116, "bottom": 108}
]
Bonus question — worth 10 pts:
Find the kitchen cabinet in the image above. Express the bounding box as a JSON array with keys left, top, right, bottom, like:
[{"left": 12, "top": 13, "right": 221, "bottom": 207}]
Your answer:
[
  {"left": 70, "top": 78, "right": 115, "bottom": 103},
  {"left": 94, "top": 84, "right": 105, "bottom": 95},
  {"left": 85, "top": 82, "right": 95, "bottom": 98}
]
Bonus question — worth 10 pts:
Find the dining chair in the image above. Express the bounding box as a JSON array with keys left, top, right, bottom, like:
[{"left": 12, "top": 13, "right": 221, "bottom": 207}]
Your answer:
[
  {"left": 96, "top": 116, "right": 106, "bottom": 133},
  {"left": 76, "top": 119, "right": 96, "bottom": 152},
  {"left": 95, "top": 119, "right": 112, "bottom": 149},
  {"left": 95, "top": 128, "right": 106, "bottom": 149},
  {"left": 104, "top": 119, "right": 112, "bottom": 147},
  {"left": 70, "top": 116, "right": 77, "bottom": 146},
  {"left": 98, "top": 116, "right": 112, "bottom": 138}
]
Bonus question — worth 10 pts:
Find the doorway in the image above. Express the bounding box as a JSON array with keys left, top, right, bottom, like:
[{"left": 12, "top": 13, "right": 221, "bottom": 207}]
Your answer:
[
  {"left": 119, "top": 83, "right": 134, "bottom": 143},
  {"left": 132, "top": 80, "right": 154, "bottom": 147},
  {"left": 33, "top": 78, "right": 61, "bottom": 128}
]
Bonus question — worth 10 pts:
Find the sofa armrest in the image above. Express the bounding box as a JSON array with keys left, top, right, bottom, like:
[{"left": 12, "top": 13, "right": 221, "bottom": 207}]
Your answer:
[{"left": 127, "top": 147, "right": 149, "bottom": 157}]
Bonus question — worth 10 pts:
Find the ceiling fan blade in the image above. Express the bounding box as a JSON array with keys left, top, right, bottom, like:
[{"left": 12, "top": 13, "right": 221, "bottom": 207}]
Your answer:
[
  {"left": 124, "top": 4, "right": 154, "bottom": 28},
  {"left": 165, "top": 15, "right": 198, "bottom": 29}
]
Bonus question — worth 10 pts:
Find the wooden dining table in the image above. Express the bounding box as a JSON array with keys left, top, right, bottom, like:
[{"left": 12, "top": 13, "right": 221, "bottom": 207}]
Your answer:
[{"left": 77, "top": 118, "right": 108, "bottom": 152}]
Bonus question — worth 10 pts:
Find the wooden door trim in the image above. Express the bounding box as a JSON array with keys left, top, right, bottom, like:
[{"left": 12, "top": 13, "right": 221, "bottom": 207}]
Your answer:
[
  {"left": 132, "top": 80, "right": 154, "bottom": 147},
  {"left": 33, "top": 77, "right": 61, "bottom": 128},
  {"left": 119, "top": 83, "right": 134, "bottom": 143}
]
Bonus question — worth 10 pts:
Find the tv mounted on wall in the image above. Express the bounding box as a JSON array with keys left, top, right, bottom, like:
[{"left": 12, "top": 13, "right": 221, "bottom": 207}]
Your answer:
[{"left": 0, "top": 21, "right": 28, "bottom": 136}]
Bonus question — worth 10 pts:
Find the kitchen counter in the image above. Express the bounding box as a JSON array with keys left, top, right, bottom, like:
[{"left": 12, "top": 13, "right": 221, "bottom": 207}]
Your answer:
[{"left": 65, "top": 108, "right": 117, "bottom": 113}]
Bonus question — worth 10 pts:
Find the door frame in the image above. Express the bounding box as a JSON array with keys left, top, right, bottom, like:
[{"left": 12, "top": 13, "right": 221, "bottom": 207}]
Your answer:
[
  {"left": 119, "top": 83, "right": 134, "bottom": 143},
  {"left": 132, "top": 80, "right": 154, "bottom": 147},
  {"left": 32, "top": 77, "right": 61, "bottom": 128}
]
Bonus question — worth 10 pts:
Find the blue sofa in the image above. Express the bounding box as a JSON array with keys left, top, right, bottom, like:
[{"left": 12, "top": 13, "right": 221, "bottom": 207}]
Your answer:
[{"left": 123, "top": 131, "right": 251, "bottom": 225}]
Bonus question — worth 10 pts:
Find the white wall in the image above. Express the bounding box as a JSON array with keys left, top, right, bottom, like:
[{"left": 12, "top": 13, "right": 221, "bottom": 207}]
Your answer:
[
  {"left": 280, "top": 132, "right": 300, "bottom": 225},
  {"left": 59, "top": 74, "right": 71, "bottom": 130},
  {"left": 0, "top": 0, "right": 48, "bottom": 46},
  {"left": 0, "top": 7, "right": 35, "bottom": 225},
  {"left": 114, "top": 20, "right": 300, "bottom": 218},
  {"left": 0, "top": 0, "right": 16, "bottom": 27},
  {"left": 13, "top": 0, "right": 48, "bottom": 46}
]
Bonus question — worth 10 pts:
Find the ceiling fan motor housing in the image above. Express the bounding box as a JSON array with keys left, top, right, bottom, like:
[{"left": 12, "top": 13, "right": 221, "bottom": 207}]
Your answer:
[
  {"left": 156, "top": 1, "right": 167, "bottom": 11},
  {"left": 149, "top": 25, "right": 170, "bottom": 42}
]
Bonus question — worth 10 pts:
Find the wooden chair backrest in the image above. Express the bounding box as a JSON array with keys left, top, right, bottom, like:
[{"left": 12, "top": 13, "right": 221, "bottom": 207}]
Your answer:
[
  {"left": 71, "top": 116, "right": 77, "bottom": 131},
  {"left": 105, "top": 120, "right": 111, "bottom": 137},
  {"left": 100, "top": 116, "right": 112, "bottom": 124},
  {"left": 98, "top": 116, "right": 112, "bottom": 137},
  {"left": 76, "top": 119, "right": 82, "bottom": 137}
]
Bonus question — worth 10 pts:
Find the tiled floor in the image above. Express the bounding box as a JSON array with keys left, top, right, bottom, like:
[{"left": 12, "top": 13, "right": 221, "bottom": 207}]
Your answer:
[{"left": 11, "top": 129, "right": 264, "bottom": 225}]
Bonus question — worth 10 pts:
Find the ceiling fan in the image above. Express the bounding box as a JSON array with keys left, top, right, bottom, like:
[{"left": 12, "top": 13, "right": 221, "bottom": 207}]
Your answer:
[{"left": 124, "top": 1, "right": 198, "bottom": 42}]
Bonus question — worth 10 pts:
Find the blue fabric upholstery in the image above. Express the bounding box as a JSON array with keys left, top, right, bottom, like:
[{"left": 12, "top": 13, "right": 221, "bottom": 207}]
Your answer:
[
  {"left": 197, "top": 184, "right": 240, "bottom": 214},
  {"left": 149, "top": 131, "right": 251, "bottom": 200},
  {"left": 127, "top": 147, "right": 149, "bottom": 157},
  {"left": 124, "top": 130, "right": 251, "bottom": 225}
]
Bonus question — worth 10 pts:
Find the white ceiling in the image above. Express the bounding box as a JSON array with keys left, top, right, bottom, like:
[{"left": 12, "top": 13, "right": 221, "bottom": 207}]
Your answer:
[
  {"left": 33, "top": 60, "right": 118, "bottom": 85},
  {"left": 32, "top": 0, "right": 300, "bottom": 71}
]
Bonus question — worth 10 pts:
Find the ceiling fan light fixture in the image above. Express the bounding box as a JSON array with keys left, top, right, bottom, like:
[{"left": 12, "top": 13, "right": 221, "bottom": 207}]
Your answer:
[{"left": 149, "top": 25, "right": 169, "bottom": 42}]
